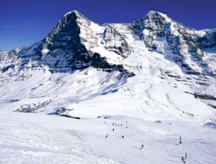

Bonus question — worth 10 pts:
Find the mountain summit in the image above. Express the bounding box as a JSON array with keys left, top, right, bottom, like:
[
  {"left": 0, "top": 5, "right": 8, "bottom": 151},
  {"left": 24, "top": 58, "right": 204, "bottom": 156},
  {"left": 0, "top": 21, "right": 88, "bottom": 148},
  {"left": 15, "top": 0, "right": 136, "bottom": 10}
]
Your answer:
[{"left": 0, "top": 10, "right": 216, "bottom": 122}]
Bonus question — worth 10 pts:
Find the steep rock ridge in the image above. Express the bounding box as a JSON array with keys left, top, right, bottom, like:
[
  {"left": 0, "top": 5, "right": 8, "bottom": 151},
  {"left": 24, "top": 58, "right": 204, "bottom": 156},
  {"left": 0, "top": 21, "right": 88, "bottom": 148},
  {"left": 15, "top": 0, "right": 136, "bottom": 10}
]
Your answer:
[
  {"left": 40, "top": 10, "right": 93, "bottom": 71},
  {"left": 194, "top": 29, "right": 216, "bottom": 76},
  {"left": 131, "top": 11, "right": 210, "bottom": 75}
]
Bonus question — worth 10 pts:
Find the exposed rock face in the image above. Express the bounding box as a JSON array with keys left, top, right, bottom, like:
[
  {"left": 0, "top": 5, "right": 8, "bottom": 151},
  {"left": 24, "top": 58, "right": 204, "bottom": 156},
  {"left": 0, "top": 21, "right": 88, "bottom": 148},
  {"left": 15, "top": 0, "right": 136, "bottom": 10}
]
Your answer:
[
  {"left": 102, "top": 25, "right": 131, "bottom": 57},
  {"left": 132, "top": 11, "right": 167, "bottom": 42},
  {"left": 196, "top": 29, "right": 216, "bottom": 49},
  {"left": 41, "top": 11, "right": 92, "bottom": 71}
]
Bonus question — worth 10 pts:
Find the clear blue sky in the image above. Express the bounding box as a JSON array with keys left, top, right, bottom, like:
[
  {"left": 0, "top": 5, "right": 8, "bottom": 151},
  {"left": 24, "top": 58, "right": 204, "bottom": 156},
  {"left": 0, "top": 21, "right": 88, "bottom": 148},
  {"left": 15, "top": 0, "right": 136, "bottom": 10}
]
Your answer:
[{"left": 0, "top": 0, "right": 215, "bottom": 51}]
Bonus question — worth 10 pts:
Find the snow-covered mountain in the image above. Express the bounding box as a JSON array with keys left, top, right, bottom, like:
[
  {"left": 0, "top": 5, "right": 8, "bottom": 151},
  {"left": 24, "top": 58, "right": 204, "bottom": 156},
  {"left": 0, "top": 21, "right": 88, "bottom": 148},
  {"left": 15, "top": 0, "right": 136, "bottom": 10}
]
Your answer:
[
  {"left": 1, "top": 10, "right": 216, "bottom": 164},
  {"left": 0, "top": 10, "right": 216, "bottom": 122}
]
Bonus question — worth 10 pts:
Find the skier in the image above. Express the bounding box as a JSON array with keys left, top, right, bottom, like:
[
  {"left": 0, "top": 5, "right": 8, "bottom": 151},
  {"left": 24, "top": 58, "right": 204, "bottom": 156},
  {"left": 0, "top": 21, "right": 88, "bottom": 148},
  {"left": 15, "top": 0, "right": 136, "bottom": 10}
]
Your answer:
[
  {"left": 185, "top": 152, "right": 187, "bottom": 159},
  {"left": 122, "top": 135, "right": 124, "bottom": 139},
  {"left": 181, "top": 157, "right": 186, "bottom": 163},
  {"left": 105, "top": 134, "right": 109, "bottom": 138},
  {"left": 140, "top": 144, "right": 144, "bottom": 150},
  {"left": 112, "top": 128, "right": 115, "bottom": 131},
  {"left": 179, "top": 137, "right": 182, "bottom": 145}
]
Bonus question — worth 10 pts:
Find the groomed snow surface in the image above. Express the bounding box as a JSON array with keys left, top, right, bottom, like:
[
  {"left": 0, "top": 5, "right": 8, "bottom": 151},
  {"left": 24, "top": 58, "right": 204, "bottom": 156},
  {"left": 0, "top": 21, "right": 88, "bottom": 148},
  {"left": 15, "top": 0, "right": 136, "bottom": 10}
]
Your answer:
[
  {"left": 0, "top": 109, "right": 216, "bottom": 164},
  {"left": 0, "top": 63, "right": 216, "bottom": 163}
]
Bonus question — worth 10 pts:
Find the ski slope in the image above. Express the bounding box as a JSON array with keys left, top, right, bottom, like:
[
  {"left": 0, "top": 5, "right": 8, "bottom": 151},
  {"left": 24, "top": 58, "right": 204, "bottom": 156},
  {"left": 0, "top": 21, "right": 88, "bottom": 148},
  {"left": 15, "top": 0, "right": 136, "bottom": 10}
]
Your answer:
[{"left": 0, "top": 108, "right": 216, "bottom": 164}]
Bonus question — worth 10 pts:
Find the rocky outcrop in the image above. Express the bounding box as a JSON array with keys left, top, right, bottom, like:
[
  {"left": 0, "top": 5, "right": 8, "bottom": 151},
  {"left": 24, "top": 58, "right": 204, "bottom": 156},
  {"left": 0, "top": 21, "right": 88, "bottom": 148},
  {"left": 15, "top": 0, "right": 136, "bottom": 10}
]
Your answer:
[
  {"left": 196, "top": 29, "right": 216, "bottom": 49},
  {"left": 102, "top": 25, "right": 131, "bottom": 57}
]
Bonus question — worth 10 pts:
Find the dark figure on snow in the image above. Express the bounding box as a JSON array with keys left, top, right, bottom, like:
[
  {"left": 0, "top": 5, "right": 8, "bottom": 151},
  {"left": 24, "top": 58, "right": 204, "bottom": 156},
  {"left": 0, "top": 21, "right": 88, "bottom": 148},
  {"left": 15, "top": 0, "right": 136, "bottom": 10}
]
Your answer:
[
  {"left": 122, "top": 135, "right": 124, "bottom": 139},
  {"left": 112, "top": 128, "right": 115, "bottom": 131},
  {"left": 105, "top": 134, "right": 109, "bottom": 138},
  {"left": 181, "top": 157, "right": 186, "bottom": 163},
  {"left": 185, "top": 152, "right": 187, "bottom": 159},
  {"left": 140, "top": 144, "right": 144, "bottom": 150},
  {"left": 179, "top": 137, "right": 182, "bottom": 144}
]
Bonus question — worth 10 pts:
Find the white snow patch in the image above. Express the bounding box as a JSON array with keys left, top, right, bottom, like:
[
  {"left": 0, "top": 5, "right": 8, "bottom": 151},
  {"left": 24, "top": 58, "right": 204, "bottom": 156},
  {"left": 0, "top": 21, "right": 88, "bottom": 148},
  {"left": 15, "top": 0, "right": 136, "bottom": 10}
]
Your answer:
[{"left": 41, "top": 49, "right": 50, "bottom": 56}]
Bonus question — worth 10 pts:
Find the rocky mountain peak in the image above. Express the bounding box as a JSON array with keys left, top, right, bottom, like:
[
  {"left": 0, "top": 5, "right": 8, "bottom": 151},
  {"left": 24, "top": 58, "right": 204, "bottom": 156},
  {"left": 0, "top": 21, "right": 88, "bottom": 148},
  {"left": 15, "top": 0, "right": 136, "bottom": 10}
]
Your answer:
[
  {"left": 130, "top": 11, "right": 215, "bottom": 76},
  {"left": 132, "top": 11, "right": 170, "bottom": 31},
  {"left": 44, "top": 10, "right": 90, "bottom": 46},
  {"left": 64, "top": 10, "right": 87, "bottom": 20},
  {"left": 145, "top": 10, "right": 169, "bottom": 24}
]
